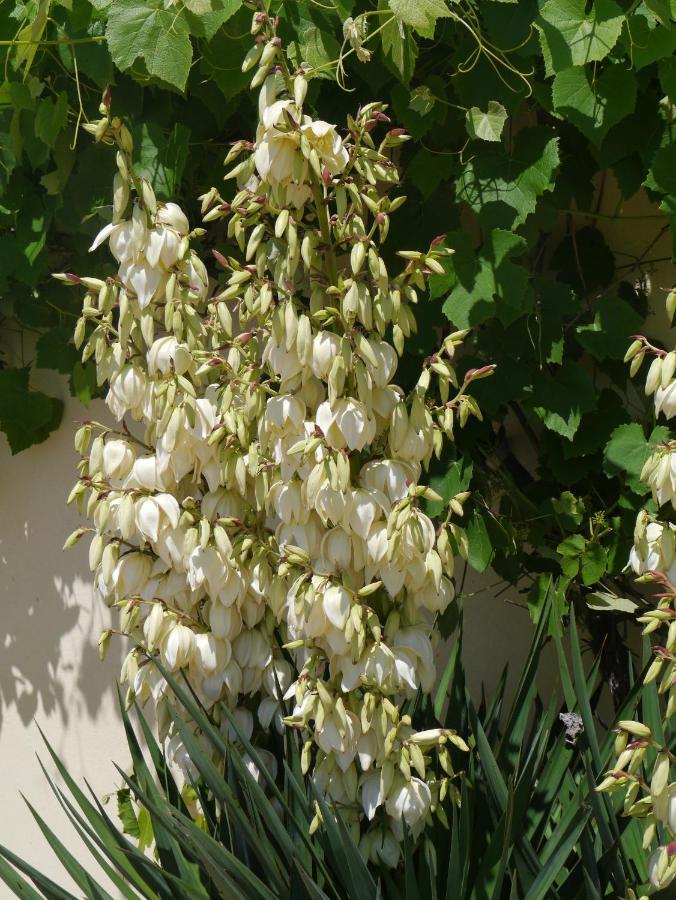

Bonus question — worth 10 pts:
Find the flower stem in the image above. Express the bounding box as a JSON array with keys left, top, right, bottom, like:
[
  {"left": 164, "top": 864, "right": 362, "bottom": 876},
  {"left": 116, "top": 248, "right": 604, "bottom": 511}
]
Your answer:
[{"left": 311, "top": 180, "right": 338, "bottom": 287}]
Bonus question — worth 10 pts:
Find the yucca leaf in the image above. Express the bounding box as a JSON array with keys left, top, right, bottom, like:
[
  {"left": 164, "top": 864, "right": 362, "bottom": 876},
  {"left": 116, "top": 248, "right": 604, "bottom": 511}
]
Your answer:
[
  {"left": 469, "top": 780, "right": 514, "bottom": 900},
  {"left": 117, "top": 697, "right": 200, "bottom": 887},
  {"left": 522, "top": 806, "right": 588, "bottom": 900},
  {"left": 483, "top": 665, "right": 509, "bottom": 746},
  {"left": 466, "top": 700, "right": 542, "bottom": 893},
  {"left": 280, "top": 723, "right": 316, "bottom": 876},
  {"left": 227, "top": 741, "right": 300, "bottom": 864},
  {"left": 35, "top": 756, "right": 159, "bottom": 899},
  {"left": 434, "top": 629, "right": 461, "bottom": 721},
  {"left": 442, "top": 624, "right": 467, "bottom": 736},
  {"left": 568, "top": 609, "right": 601, "bottom": 771},
  {"left": 44, "top": 785, "right": 142, "bottom": 900},
  {"left": 422, "top": 837, "right": 439, "bottom": 900},
  {"left": 295, "top": 865, "right": 334, "bottom": 900},
  {"left": 35, "top": 731, "right": 167, "bottom": 898},
  {"left": 568, "top": 609, "right": 629, "bottom": 893},
  {"left": 114, "top": 764, "right": 271, "bottom": 900},
  {"left": 169, "top": 711, "right": 287, "bottom": 887},
  {"left": 468, "top": 705, "right": 507, "bottom": 813},
  {"left": 403, "top": 827, "right": 422, "bottom": 900},
  {"left": 582, "top": 864, "right": 602, "bottom": 897},
  {"left": 514, "top": 689, "right": 558, "bottom": 798},
  {"left": 169, "top": 667, "right": 338, "bottom": 893},
  {"left": 0, "top": 846, "right": 66, "bottom": 900},
  {"left": 526, "top": 737, "right": 573, "bottom": 849},
  {"left": 155, "top": 663, "right": 339, "bottom": 892},
  {"left": 445, "top": 802, "right": 463, "bottom": 900},
  {"left": 22, "top": 797, "right": 117, "bottom": 900},
  {"left": 154, "top": 663, "right": 294, "bottom": 817},
  {"left": 312, "top": 791, "right": 376, "bottom": 900},
  {"left": 79, "top": 772, "right": 200, "bottom": 900},
  {"left": 640, "top": 635, "right": 665, "bottom": 758},
  {"left": 160, "top": 808, "right": 273, "bottom": 900},
  {"left": 129, "top": 693, "right": 185, "bottom": 813},
  {"left": 497, "top": 582, "right": 551, "bottom": 774},
  {"left": 538, "top": 783, "right": 585, "bottom": 868}
]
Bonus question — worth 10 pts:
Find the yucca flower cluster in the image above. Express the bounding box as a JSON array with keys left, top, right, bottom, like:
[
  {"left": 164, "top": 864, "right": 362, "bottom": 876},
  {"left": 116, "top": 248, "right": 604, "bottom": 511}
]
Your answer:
[
  {"left": 60, "top": 11, "right": 491, "bottom": 865},
  {"left": 598, "top": 291, "right": 676, "bottom": 894}
]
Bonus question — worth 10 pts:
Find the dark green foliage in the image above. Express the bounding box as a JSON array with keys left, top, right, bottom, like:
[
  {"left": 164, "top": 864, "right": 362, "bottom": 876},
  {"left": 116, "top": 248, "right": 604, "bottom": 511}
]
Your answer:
[{"left": 1, "top": 0, "right": 673, "bottom": 487}]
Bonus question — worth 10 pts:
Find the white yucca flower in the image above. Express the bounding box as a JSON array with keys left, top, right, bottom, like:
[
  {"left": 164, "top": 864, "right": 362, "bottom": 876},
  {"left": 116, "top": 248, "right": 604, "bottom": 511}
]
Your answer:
[{"left": 62, "top": 26, "right": 489, "bottom": 856}]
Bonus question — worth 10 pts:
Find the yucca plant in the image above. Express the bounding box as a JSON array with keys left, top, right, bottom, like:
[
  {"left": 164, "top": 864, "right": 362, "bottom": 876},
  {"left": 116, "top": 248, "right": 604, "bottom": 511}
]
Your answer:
[{"left": 0, "top": 588, "right": 654, "bottom": 899}]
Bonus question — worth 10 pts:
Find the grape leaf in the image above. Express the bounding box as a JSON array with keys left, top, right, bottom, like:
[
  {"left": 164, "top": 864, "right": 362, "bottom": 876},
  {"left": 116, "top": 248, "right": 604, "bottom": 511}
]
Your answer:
[
  {"left": 645, "top": 0, "right": 674, "bottom": 27},
  {"left": 581, "top": 542, "right": 607, "bottom": 585},
  {"left": 529, "top": 363, "right": 596, "bottom": 440},
  {"left": 442, "top": 229, "right": 532, "bottom": 328},
  {"left": 620, "top": 14, "right": 676, "bottom": 71},
  {"left": 71, "top": 362, "right": 97, "bottom": 407},
  {"left": 558, "top": 534, "right": 586, "bottom": 557},
  {"left": 117, "top": 789, "right": 140, "bottom": 839},
  {"left": 184, "top": 0, "right": 215, "bottom": 12},
  {"left": 535, "top": 278, "right": 578, "bottom": 365},
  {"left": 183, "top": 0, "right": 241, "bottom": 40},
  {"left": 40, "top": 132, "right": 75, "bottom": 196},
  {"left": 465, "top": 101, "right": 508, "bottom": 142},
  {"left": 407, "top": 148, "right": 455, "bottom": 198},
  {"left": 133, "top": 121, "right": 191, "bottom": 199},
  {"left": 391, "top": 79, "right": 447, "bottom": 138},
  {"left": 466, "top": 508, "right": 494, "bottom": 572},
  {"left": 388, "top": 0, "right": 451, "bottom": 38},
  {"left": 536, "top": 0, "right": 624, "bottom": 74},
  {"left": 34, "top": 91, "right": 68, "bottom": 146},
  {"left": 467, "top": 356, "right": 531, "bottom": 415},
  {"left": 603, "top": 423, "right": 670, "bottom": 491},
  {"left": 644, "top": 141, "right": 676, "bottom": 196},
  {"left": 457, "top": 127, "right": 560, "bottom": 229},
  {"left": 425, "top": 457, "right": 473, "bottom": 517},
  {"left": 0, "top": 367, "right": 63, "bottom": 454},
  {"left": 550, "top": 225, "right": 615, "bottom": 293},
  {"left": 661, "top": 195, "right": 676, "bottom": 261},
  {"left": 586, "top": 591, "right": 638, "bottom": 614},
  {"left": 200, "top": 29, "right": 251, "bottom": 100},
  {"left": 659, "top": 57, "right": 676, "bottom": 103},
  {"left": 35, "top": 326, "right": 78, "bottom": 374},
  {"left": 380, "top": 0, "right": 418, "bottom": 83},
  {"left": 575, "top": 296, "right": 643, "bottom": 361},
  {"left": 552, "top": 64, "right": 636, "bottom": 147},
  {"left": 550, "top": 491, "right": 585, "bottom": 530},
  {"left": 105, "top": 0, "right": 193, "bottom": 92},
  {"left": 561, "top": 391, "right": 628, "bottom": 459},
  {"left": 13, "top": 0, "right": 50, "bottom": 75},
  {"left": 409, "top": 86, "right": 436, "bottom": 116},
  {"left": 287, "top": 17, "right": 340, "bottom": 76}
]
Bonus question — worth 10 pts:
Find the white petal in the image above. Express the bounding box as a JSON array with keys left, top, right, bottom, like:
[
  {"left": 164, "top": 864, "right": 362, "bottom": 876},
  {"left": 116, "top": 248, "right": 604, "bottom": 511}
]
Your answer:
[
  {"left": 89, "top": 222, "right": 114, "bottom": 252},
  {"left": 315, "top": 401, "right": 335, "bottom": 438},
  {"left": 136, "top": 498, "right": 160, "bottom": 542},
  {"left": 154, "top": 493, "right": 181, "bottom": 529},
  {"left": 361, "top": 772, "right": 383, "bottom": 820},
  {"left": 323, "top": 585, "right": 350, "bottom": 629},
  {"left": 144, "top": 229, "right": 165, "bottom": 268}
]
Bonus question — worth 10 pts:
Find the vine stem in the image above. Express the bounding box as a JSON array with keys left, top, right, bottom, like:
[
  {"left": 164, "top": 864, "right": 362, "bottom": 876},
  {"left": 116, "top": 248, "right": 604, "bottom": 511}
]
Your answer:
[
  {"left": 0, "top": 36, "right": 106, "bottom": 46},
  {"left": 558, "top": 208, "right": 666, "bottom": 222}
]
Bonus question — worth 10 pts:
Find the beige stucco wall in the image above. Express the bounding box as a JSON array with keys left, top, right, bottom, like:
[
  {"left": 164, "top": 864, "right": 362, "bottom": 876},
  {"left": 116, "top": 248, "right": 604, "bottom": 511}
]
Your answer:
[
  {"left": 0, "top": 393, "right": 128, "bottom": 894},
  {"left": 0, "top": 184, "right": 672, "bottom": 896}
]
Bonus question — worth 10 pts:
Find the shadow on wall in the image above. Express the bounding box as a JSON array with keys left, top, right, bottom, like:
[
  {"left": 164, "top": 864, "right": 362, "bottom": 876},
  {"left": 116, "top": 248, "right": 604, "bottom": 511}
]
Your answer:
[{"left": 0, "top": 396, "right": 124, "bottom": 741}]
